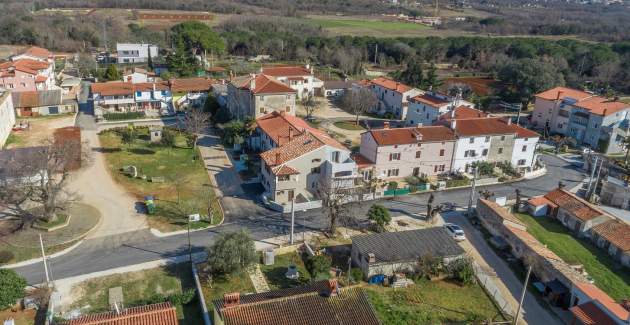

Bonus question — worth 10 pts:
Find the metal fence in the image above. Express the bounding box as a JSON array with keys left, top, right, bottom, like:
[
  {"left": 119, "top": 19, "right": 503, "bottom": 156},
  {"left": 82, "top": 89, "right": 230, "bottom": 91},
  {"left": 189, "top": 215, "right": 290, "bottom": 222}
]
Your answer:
[{"left": 472, "top": 260, "right": 516, "bottom": 318}]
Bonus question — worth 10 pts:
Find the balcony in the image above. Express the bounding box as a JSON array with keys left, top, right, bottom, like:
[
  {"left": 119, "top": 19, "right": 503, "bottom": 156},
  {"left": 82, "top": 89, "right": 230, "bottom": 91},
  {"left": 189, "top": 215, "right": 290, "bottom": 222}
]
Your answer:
[{"left": 324, "top": 157, "right": 358, "bottom": 179}]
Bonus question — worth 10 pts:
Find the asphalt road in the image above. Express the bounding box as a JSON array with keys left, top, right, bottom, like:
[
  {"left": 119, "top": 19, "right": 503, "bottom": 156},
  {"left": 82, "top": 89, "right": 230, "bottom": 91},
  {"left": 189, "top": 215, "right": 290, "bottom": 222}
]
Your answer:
[{"left": 13, "top": 154, "right": 585, "bottom": 285}]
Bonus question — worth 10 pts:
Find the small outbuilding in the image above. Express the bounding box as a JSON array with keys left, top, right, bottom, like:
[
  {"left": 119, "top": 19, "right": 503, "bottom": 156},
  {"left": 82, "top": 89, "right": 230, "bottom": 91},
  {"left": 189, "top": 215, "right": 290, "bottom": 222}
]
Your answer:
[
  {"left": 527, "top": 196, "right": 555, "bottom": 217},
  {"left": 351, "top": 227, "right": 465, "bottom": 279}
]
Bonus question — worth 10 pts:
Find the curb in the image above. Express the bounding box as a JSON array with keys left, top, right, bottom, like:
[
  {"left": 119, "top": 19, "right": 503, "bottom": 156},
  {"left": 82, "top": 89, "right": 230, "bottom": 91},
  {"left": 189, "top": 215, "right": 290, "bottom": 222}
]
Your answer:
[
  {"left": 149, "top": 214, "right": 225, "bottom": 238},
  {"left": 1, "top": 239, "right": 85, "bottom": 269}
]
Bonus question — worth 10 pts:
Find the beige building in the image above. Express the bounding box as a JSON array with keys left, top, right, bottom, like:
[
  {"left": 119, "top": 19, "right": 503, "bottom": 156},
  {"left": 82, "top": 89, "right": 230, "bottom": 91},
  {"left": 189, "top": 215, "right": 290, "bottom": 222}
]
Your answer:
[
  {"left": 227, "top": 74, "right": 296, "bottom": 120},
  {"left": 358, "top": 124, "right": 456, "bottom": 183}
]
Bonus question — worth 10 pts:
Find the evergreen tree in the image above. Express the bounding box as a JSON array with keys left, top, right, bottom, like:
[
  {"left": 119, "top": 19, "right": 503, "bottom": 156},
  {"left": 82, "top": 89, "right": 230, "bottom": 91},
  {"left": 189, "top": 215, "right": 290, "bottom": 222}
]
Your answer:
[
  {"left": 422, "top": 63, "right": 442, "bottom": 90},
  {"left": 398, "top": 59, "right": 424, "bottom": 88},
  {"left": 103, "top": 64, "right": 120, "bottom": 81}
]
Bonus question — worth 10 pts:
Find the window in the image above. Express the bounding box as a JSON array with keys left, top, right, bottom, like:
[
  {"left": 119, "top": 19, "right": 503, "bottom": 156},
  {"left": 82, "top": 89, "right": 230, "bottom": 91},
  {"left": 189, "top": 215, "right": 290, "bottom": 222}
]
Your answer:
[
  {"left": 20, "top": 82, "right": 26, "bottom": 87},
  {"left": 259, "top": 107, "right": 265, "bottom": 113},
  {"left": 394, "top": 145, "right": 398, "bottom": 148},
  {"left": 439, "top": 149, "right": 445, "bottom": 156},
  {"left": 389, "top": 153, "right": 401, "bottom": 161},
  {"left": 518, "top": 159, "right": 526, "bottom": 166},
  {"left": 485, "top": 136, "right": 490, "bottom": 143},
  {"left": 557, "top": 123, "right": 563, "bottom": 129},
  {"left": 286, "top": 95, "right": 291, "bottom": 100},
  {"left": 413, "top": 167, "right": 420, "bottom": 176},
  {"left": 469, "top": 138, "right": 474, "bottom": 144},
  {"left": 434, "top": 165, "right": 438, "bottom": 172},
  {"left": 312, "top": 158, "right": 321, "bottom": 163},
  {"left": 522, "top": 145, "right": 527, "bottom": 152},
  {"left": 278, "top": 175, "right": 290, "bottom": 181},
  {"left": 415, "top": 151, "right": 421, "bottom": 158},
  {"left": 498, "top": 148, "right": 503, "bottom": 154},
  {"left": 482, "top": 149, "right": 488, "bottom": 156},
  {"left": 500, "top": 135, "right": 505, "bottom": 141},
  {"left": 439, "top": 164, "right": 445, "bottom": 172},
  {"left": 285, "top": 106, "right": 291, "bottom": 112},
  {"left": 161, "top": 90, "right": 166, "bottom": 96},
  {"left": 136, "top": 91, "right": 142, "bottom": 97},
  {"left": 311, "top": 167, "right": 320, "bottom": 174},
  {"left": 7, "top": 84, "right": 14, "bottom": 89},
  {"left": 259, "top": 96, "right": 265, "bottom": 101},
  {"left": 387, "top": 168, "right": 399, "bottom": 177}
]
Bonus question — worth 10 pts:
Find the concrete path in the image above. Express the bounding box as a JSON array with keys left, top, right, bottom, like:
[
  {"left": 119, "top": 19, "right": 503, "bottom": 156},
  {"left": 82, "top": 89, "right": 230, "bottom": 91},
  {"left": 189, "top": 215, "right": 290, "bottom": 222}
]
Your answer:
[{"left": 248, "top": 265, "right": 270, "bottom": 293}]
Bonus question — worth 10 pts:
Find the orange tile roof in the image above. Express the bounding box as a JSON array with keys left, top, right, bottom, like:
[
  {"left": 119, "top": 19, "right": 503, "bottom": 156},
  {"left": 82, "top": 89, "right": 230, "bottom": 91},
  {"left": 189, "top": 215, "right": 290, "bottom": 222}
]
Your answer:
[
  {"left": 255, "top": 111, "right": 315, "bottom": 147},
  {"left": 570, "top": 301, "right": 617, "bottom": 325},
  {"left": 535, "top": 87, "right": 593, "bottom": 101},
  {"left": 169, "top": 77, "right": 214, "bottom": 93},
  {"left": 134, "top": 82, "right": 170, "bottom": 92},
  {"left": 260, "top": 130, "right": 345, "bottom": 167},
  {"left": 233, "top": 74, "right": 295, "bottom": 94},
  {"left": 367, "top": 125, "right": 456, "bottom": 146},
  {"left": 574, "top": 96, "right": 629, "bottom": 116},
  {"left": 272, "top": 165, "right": 300, "bottom": 176},
  {"left": 439, "top": 106, "right": 488, "bottom": 121},
  {"left": 527, "top": 196, "right": 556, "bottom": 208},
  {"left": 91, "top": 82, "right": 135, "bottom": 96},
  {"left": 410, "top": 93, "right": 450, "bottom": 107},
  {"left": 450, "top": 118, "right": 518, "bottom": 137},
  {"left": 68, "top": 302, "right": 178, "bottom": 325},
  {"left": 544, "top": 188, "right": 606, "bottom": 222},
  {"left": 574, "top": 282, "right": 630, "bottom": 321},
  {"left": 262, "top": 65, "right": 311, "bottom": 77},
  {"left": 351, "top": 153, "right": 374, "bottom": 168},
  {"left": 0, "top": 59, "right": 50, "bottom": 76},
  {"left": 23, "top": 46, "right": 53, "bottom": 59},
  {"left": 592, "top": 220, "right": 630, "bottom": 252},
  {"left": 370, "top": 77, "right": 413, "bottom": 94},
  {"left": 506, "top": 225, "right": 562, "bottom": 260},
  {"left": 35, "top": 75, "right": 47, "bottom": 83}
]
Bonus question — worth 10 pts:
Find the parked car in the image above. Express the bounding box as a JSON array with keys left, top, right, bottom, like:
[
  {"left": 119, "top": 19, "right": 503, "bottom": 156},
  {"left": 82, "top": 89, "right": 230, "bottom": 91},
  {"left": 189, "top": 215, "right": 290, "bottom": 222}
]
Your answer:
[{"left": 444, "top": 223, "right": 466, "bottom": 241}]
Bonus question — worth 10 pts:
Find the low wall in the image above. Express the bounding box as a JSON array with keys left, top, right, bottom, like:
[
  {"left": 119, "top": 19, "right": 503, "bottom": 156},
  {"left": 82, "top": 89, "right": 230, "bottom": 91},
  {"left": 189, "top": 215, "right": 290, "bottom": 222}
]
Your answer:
[
  {"left": 266, "top": 199, "right": 323, "bottom": 213},
  {"left": 96, "top": 116, "right": 181, "bottom": 132}
]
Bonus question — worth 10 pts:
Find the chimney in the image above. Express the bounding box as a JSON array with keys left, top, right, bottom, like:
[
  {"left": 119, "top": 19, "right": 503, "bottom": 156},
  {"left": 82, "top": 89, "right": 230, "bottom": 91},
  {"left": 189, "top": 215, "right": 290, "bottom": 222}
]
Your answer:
[
  {"left": 450, "top": 108, "right": 456, "bottom": 118},
  {"left": 450, "top": 119, "right": 457, "bottom": 130},
  {"left": 223, "top": 292, "right": 240, "bottom": 307},
  {"left": 276, "top": 152, "right": 281, "bottom": 165},
  {"left": 383, "top": 121, "right": 390, "bottom": 129},
  {"left": 417, "top": 122, "right": 423, "bottom": 127},
  {"left": 288, "top": 127, "right": 293, "bottom": 140},
  {"left": 507, "top": 118, "right": 512, "bottom": 125},
  {"left": 249, "top": 76, "right": 256, "bottom": 90},
  {"left": 603, "top": 109, "right": 608, "bottom": 116},
  {"left": 305, "top": 63, "right": 310, "bottom": 70},
  {"left": 557, "top": 90, "right": 564, "bottom": 101},
  {"left": 326, "top": 279, "right": 339, "bottom": 297},
  {"left": 367, "top": 253, "right": 376, "bottom": 263}
]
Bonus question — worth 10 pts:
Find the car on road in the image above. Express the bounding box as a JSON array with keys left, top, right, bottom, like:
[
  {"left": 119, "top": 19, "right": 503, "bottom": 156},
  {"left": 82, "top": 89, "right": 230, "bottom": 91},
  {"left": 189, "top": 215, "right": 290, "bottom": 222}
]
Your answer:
[{"left": 444, "top": 223, "right": 466, "bottom": 241}]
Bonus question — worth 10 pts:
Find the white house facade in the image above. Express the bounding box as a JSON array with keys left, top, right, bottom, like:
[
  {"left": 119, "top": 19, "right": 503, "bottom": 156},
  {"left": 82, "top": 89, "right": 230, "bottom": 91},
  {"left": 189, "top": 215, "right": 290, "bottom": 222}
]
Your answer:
[
  {"left": 0, "top": 90, "right": 15, "bottom": 147},
  {"left": 368, "top": 77, "right": 421, "bottom": 120},
  {"left": 116, "top": 43, "right": 159, "bottom": 64}
]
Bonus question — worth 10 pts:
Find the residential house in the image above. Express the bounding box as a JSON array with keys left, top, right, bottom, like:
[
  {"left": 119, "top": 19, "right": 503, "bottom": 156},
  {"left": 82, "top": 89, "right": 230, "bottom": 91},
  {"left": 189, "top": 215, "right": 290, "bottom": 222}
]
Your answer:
[
  {"left": 358, "top": 124, "right": 456, "bottom": 184},
  {"left": 227, "top": 74, "right": 296, "bottom": 120},
  {"left": 59, "top": 77, "right": 82, "bottom": 98},
  {"left": 591, "top": 220, "right": 630, "bottom": 268},
  {"left": 405, "top": 92, "right": 475, "bottom": 126},
  {"left": 600, "top": 176, "right": 630, "bottom": 210},
  {"left": 531, "top": 87, "right": 630, "bottom": 154},
  {"left": 248, "top": 111, "right": 314, "bottom": 152},
  {"left": 351, "top": 227, "right": 465, "bottom": 278},
  {"left": 322, "top": 79, "right": 354, "bottom": 97},
  {"left": 569, "top": 282, "right": 630, "bottom": 325},
  {"left": 259, "top": 124, "right": 357, "bottom": 212},
  {"left": 367, "top": 77, "right": 421, "bottom": 120},
  {"left": 543, "top": 188, "right": 612, "bottom": 236},
  {"left": 132, "top": 82, "right": 172, "bottom": 114},
  {"left": 91, "top": 81, "right": 172, "bottom": 116},
  {"left": 116, "top": 43, "right": 159, "bottom": 64},
  {"left": 11, "top": 89, "right": 75, "bottom": 117},
  {"left": 261, "top": 65, "right": 323, "bottom": 99},
  {"left": 122, "top": 67, "right": 156, "bottom": 83},
  {"left": 11, "top": 46, "right": 55, "bottom": 66},
  {"left": 437, "top": 105, "right": 488, "bottom": 122},
  {"left": 0, "top": 58, "right": 55, "bottom": 92},
  {"left": 68, "top": 302, "right": 178, "bottom": 325},
  {"left": 0, "top": 90, "right": 15, "bottom": 147},
  {"left": 169, "top": 77, "right": 214, "bottom": 110},
  {"left": 212, "top": 280, "right": 380, "bottom": 325}
]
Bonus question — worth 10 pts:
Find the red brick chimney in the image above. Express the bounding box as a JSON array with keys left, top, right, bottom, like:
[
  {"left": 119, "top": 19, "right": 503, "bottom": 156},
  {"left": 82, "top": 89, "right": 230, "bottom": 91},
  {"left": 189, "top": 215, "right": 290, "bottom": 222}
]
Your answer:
[
  {"left": 326, "top": 279, "right": 339, "bottom": 297},
  {"left": 288, "top": 127, "right": 293, "bottom": 140},
  {"left": 556, "top": 90, "right": 564, "bottom": 101},
  {"left": 383, "top": 121, "right": 390, "bottom": 129},
  {"left": 276, "top": 152, "right": 281, "bottom": 165},
  {"left": 223, "top": 292, "right": 240, "bottom": 307}
]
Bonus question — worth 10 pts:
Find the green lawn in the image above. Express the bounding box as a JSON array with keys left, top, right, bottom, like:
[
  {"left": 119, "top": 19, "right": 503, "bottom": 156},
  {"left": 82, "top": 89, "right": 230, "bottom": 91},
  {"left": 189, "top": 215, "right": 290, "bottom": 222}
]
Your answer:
[
  {"left": 198, "top": 264, "right": 255, "bottom": 311},
  {"left": 515, "top": 213, "right": 630, "bottom": 301},
  {"left": 365, "top": 280, "right": 506, "bottom": 324},
  {"left": 259, "top": 252, "right": 311, "bottom": 289},
  {"left": 99, "top": 128, "right": 222, "bottom": 232},
  {"left": 308, "top": 17, "right": 431, "bottom": 33},
  {"left": 333, "top": 121, "right": 365, "bottom": 131},
  {"left": 70, "top": 264, "right": 203, "bottom": 324}
]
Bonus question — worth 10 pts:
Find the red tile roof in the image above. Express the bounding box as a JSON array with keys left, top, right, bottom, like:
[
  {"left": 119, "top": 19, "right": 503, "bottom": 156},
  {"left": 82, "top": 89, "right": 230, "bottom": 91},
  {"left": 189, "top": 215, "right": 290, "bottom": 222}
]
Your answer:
[
  {"left": 272, "top": 165, "right": 300, "bottom": 176},
  {"left": 23, "top": 46, "right": 53, "bottom": 59},
  {"left": 570, "top": 301, "right": 617, "bottom": 325},
  {"left": 91, "top": 82, "right": 134, "bottom": 96},
  {"left": 169, "top": 77, "right": 214, "bottom": 93},
  {"left": 527, "top": 196, "right": 556, "bottom": 208},
  {"left": 134, "top": 82, "right": 170, "bottom": 92},
  {"left": 352, "top": 153, "right": 374, "bottom": 168},
  {"left": 68, "top": 302, "right": 178, "bottom": 325},
  {"left": 260, "top": 130, "right": 345, "bottom": 167},
  {"left": 592, "top": 220, "right": 630, "bottom": 252},
  {"left": 367, "top": 125, "right": 456, "bottom": 146},
  {"left": 255, "top": 111, "right": 315, "bottom": 147},
  {"left": 544, "top": 188, "right": 607, "bottom": 222},
  {"left": 410, "top": 93, "right": 449, "bottom": 107},
  {"left": 35, "top": 75, "right": 47, "bottom": 83},
  {"left": 574, "top": 96, "right": 629, "bottom": 116},
  {"left": 261, "top": 65, "right": 311, "bottom": 77},
  {"left": 233, "top": 74, "right": 295, "bottom": 94},
  {"left": 0, "top": 59, "right": 50, "bottom": 76},
  {"left": 450, "top": 118, "right": 517, "bottom": 137},
  {"left": 370, "top": 77, "right": 413, "bottom": 94},
  {"left": 439, "top": 106, "right": 488, "bottom": 121},
  {"left": 574, "top": 282, "right": 630, "bottom": 321},
  {"left": 535, "top": 87, "right": 593, "bottom": 101}
]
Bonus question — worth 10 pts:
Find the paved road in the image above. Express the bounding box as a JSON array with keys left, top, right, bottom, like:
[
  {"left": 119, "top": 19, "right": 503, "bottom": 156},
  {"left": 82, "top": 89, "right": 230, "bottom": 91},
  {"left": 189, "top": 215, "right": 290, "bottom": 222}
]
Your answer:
[{"left": 13, "top": 154, "right": 585, "bottom": 285}]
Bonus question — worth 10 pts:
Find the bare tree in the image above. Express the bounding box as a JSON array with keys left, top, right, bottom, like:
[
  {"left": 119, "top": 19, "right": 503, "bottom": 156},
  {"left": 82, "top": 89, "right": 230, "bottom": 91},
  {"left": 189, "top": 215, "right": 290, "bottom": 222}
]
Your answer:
[
  {"left": 183, "top": 108, "right": 211, "bottom": 150},
  {"left": 317, "top": 177, "right": 359, "bottom": 235},
  {"left": 301, "top": 94, "right": 318, "bottom": 118},
  {"left": 341, "top": 87, "right": 377, "bottom": 125}
]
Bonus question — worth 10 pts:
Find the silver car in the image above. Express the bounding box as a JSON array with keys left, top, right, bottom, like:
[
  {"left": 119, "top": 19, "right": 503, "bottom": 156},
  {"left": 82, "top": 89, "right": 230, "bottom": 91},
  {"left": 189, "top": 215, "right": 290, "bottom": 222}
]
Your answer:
[{"left": 444, "top": 223, "right": 466, "bottom": 241}]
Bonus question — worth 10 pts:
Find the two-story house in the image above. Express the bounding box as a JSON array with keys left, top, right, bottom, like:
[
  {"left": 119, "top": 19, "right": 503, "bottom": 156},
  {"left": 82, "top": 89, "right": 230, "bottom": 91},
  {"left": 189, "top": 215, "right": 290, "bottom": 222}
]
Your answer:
[
  {"left": 405, "top": 92, "right": 474, "bottom": 126},
  {"left": 227, "top": 74, "right": 296, "bottom": 120},
  {"left": 259, "top": 122, "right": 357, "bottom": 212},
  {"left": 11, "top": 46, "right": 55, "bottom": 65},
  {"left": 0, "top": 59, "right": 54, "bottom": 92},
  {"left": 133, "top": 82, "right": 173, "bottom": 114},
  {"left": 116, "top": 43, "right": 159, "bottom": 64},
  {"left": 367, "top": 77, "right": 421, "bottom": 120},
  {"left": 169, "top": 77, "right": 214, "bottom": 110},
  {"left": 261, "top": 65, "right": 323, "bottom": 99},
  {"left": 358, "top": 124, "right": 456, "bottom": 182},
  {"left": 248, "top": 111, "right": 314, "bottom": 152},
  {"left": 91, "top": 81, "right": 136, "bottom": 113}
]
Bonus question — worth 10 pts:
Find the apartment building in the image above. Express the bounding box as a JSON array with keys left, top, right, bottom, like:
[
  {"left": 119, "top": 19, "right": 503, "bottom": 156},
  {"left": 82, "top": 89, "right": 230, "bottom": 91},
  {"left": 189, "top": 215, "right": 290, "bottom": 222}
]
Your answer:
[
  {"left": 261, "top": 65, "right": 323, "bottom": 99},
  {"left": 0, "top": 90, "right": 15, "bottom": 147},
  {"left": 358, "top": 124, "right": 456, "bottom": 182},
  {"left": 367, "top": 77, "right": 421, "bottom": 120},
  {"left": 405, "top": 92, "right": 474, "bottom": 126},
  {"left": 227, "top": 74, "right": 296, "bottom": 120},
  {"left": 532, "top": 87, "right": 630, "bottom": 154},
  {"left": 91, "top": 81, "right": 172, "bottom": 115},
  {"left": 258, "top": 115, "right": 357, "bottom": 212},
  {"left": 116, "top": 43, "right": 159, "bottom": 64}
]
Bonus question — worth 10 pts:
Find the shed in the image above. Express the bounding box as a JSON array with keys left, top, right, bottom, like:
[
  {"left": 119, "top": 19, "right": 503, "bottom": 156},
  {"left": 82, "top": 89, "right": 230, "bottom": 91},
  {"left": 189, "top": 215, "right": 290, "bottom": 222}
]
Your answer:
[{"left": 528, "top": 196, "right": 555, "bottom": 217}]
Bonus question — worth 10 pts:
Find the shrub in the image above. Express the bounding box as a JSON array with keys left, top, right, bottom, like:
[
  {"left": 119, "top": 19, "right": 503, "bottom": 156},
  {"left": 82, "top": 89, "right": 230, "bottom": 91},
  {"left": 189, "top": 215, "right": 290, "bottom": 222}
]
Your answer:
[
  {"left": 103, "top": 112, "right": 145, "bottom": 121},
  {"left": 161, "top": 129, "right": 176, "bottom": 148},
  {"left": 418, "top": 254, "right": 443, "bottom": 279},
  {"left": 387, "top": 181, "right": 398, "bottom": 191},
  {"left": 367, "top": 204, "right": 391, "bottom": 232},
  {"left": 349, "top": 268, "right": 364, "bottom": 283},
  {"left": 305, "top": 255, "right": 332, "bottom": 278},
  {"left": 168, "top": 289, "right": 196, "bottom": 305},
  {"left": 446, "top": 257, "right": 476, "bottom": 285},
  {"left": 206, "top": 230, "right": 257, "bottom": 275},
  {"left": 0, "top": 251, "right": 14, "bottom": 265},
  {"left": 0, "top": 269, "right": 27, "bottom": 309}
]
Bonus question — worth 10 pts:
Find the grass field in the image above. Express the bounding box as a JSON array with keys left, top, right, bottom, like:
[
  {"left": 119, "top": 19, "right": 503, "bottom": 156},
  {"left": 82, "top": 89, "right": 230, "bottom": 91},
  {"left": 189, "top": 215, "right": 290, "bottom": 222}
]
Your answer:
[
  {"left": 307, "top": 16, "right": 433, "bottom": 37},
  {"left": 365, "top": 280, "right": 506, "bottom": 324},
  {"left": 515, "top": 213, "right": 630, "bottom": 301},
  {"left": 333, "top": 121, "right": 365, "bottom": 131},
  {"left": 98, "top": 128, "right": 222, "bottom": 232},
  {"left": 259, "top": 252, "right": 311, "bottom": 289},
  {"left": 198, "top": 263, "right": 255, "bottom": 311}
]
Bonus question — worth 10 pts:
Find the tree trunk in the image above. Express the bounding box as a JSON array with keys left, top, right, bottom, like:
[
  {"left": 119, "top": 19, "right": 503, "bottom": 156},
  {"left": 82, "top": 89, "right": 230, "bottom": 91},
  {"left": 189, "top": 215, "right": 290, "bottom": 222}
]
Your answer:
[
  {"left": 355, "top": 113, "right": 360, "bottom": 126},
  {"left": 625, "top": 147, "right": 629, "bottom": 167}
]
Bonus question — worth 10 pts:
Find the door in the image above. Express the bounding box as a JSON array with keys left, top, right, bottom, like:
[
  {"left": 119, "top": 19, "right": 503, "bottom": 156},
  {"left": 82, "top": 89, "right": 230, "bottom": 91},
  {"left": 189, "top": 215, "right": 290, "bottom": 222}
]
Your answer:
[
  {"left": 288, "top": 190, "right": 294, "bottom": 202},
  {"left": 48, "top": 106, "right": 59, "bottom": 114}
]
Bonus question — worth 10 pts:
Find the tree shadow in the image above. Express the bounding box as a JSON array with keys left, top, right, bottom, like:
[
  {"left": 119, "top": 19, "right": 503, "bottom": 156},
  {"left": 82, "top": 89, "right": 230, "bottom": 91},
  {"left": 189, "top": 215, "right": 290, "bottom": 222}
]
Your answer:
[
  {"left": 92, "top": 147, "right": 122, "bottom": 153},
  {"left": 129, "top": 148, "right": 156, "bottom": 155}
]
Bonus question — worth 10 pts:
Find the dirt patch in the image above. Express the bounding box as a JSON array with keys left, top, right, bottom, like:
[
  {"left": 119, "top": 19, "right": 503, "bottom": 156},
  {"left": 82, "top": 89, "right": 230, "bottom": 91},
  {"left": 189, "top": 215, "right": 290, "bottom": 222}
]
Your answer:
[{"left": 6, "top": 114, "right": 75, "bottom": 149}]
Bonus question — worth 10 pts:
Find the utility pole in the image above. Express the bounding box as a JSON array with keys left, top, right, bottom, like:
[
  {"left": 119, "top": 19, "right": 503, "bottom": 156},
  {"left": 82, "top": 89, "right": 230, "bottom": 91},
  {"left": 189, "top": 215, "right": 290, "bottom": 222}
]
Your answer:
[
  {"left": 590, "top": 157, "right": 604, "bottom": 201},
  {"left": 514, "top": 265, "right": 532, "bottom": 325},
  {"left": 586, "top": 156, "right": 598, "bottom": 196},
  {"left": 467, "top": 166, "right": 478, "bottom": 216},
  {"left": 290, "top": 199, "right": 295, "bottom": 245},
  {"left": 374, "top": 44, "right": 378, "bottom": 65},
  {"left": 39, "top": 234, "right": 50, "bottom": 286},
  {"left": 187, "top": 216, "right": 192, "bottom": 264},
  {"left": 515, "top": 102, "right": 524, "bottom": 126}
]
